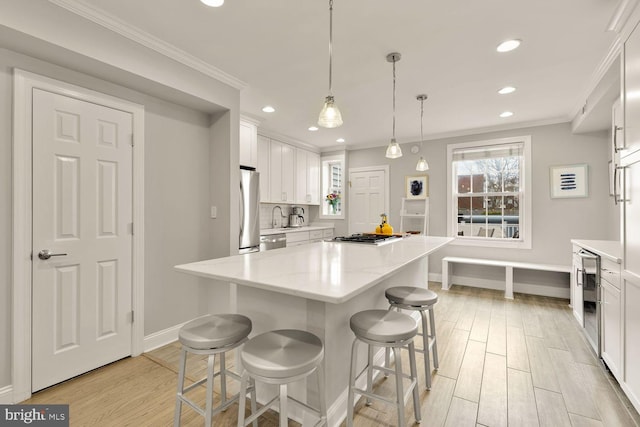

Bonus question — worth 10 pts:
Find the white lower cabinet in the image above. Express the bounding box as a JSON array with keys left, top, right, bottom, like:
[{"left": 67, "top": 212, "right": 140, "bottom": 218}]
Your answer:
[
  {"left": 601, "top": 276, "right": 622, "bottom": 381},
  {"left": 624, "top": 277, "right": 640, "bottom": 409},
  {"left": 285, "top": 228, "right": 333, "bottom": 247}
]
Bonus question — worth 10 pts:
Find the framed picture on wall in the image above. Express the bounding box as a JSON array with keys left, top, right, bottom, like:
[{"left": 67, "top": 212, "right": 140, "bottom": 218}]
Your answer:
[
  {"left": 405, "top": 175, "right": 429, "bottom": 199},
  {"left": 549, "top": 164, "right": 588, "bottom": 198}
]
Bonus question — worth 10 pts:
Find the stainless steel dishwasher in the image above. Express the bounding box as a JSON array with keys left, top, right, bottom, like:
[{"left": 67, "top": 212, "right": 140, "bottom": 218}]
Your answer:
[{"left": 260, "top": 233, "right": 286, "bottom": 251}]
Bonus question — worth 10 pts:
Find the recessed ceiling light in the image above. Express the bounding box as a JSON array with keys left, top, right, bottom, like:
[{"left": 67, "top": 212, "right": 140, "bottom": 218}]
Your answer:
[
  {"left": 336, "top": 138, "right": 345, "bottom": 143},
  {"left": 200, "top": 0, "right": 224, "bottom": 7},
  {"left": 498, "top": 86, "right": 516, "bottom": 95},
  {"left": 261, "top": 106, "right": 275, "bottom": 113},
  {"left": 500, "top": 111, "right": 514, "bottom": 118},
  {"left": 497, "top": 39, "right": 521, "bottom": 53},
  {"left": 308, "top": 126, "right": 319, "bottom": 131}
]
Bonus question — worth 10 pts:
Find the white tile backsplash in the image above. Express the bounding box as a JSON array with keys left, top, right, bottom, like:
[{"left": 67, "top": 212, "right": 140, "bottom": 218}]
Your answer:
[{"left": 259, "top": 203, "right": 310, "bottom": 229}]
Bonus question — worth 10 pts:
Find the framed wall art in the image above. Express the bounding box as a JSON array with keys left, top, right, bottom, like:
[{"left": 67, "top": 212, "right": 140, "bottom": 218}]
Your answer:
[
  {"left": 549, "top": 164, "right": 588, "bottom": 199},
  {"left": 405, "top": 175, "right": 429, "bottom": 199}
]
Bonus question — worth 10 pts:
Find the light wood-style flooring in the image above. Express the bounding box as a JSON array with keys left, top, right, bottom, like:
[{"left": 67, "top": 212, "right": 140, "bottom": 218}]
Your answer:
[{"left": 24, "top": 283, "right": 640, "bottom": 426}]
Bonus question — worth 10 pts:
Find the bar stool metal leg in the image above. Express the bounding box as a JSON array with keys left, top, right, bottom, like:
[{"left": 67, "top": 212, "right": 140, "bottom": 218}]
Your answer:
[
  {"left": 174, "top": 348, "right": 188, "bottom": 427},
  {"left": 408, "top": 341, "right": 421, "bottom": 423},
  {"left": 393, "top": 346, "right": 405, "bottom": 427},
  {"left": 346, "top": 338, "right": 358, "bottom": 427},
  {"left": 205, "top": 354, "right": 215, "bottom": 427},
  {"left": 220, "top": 352, "right": 227, "bottom": 408},
  {"left": 429, "top": 307, "right": 439, "bottom": 369}
]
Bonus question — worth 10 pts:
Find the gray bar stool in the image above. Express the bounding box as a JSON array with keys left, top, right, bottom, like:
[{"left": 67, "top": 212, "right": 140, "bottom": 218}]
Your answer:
[
  {"left": 236, "top": 329, "right": 327, "bottom": 427},
  {"left": 385, "top": 286, "right": 439, "bottom": 390},
  {"left": 174, "top": 313, "right": 256, "bottom": 427},
  {"left": 347, "top": 309, "right": 421, "bottom": 427}
]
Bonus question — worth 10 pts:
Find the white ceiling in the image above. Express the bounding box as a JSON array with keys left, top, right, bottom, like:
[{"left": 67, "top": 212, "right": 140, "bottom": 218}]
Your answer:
[{"left": 67, "top": 0, "right": 619, "bottom": 150}]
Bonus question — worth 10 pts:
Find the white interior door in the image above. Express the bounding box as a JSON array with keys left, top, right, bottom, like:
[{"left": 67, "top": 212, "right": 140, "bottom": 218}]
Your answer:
[
  {"left": 32, "top": 88, "right": 133, "bottom": 391},
  {"left": 348, "top": 168, "right": 387, "bottom": 234}
]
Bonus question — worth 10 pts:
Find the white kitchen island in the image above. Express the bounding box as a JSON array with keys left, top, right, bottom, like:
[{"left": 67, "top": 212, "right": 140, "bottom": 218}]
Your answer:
[{"left": 175, "top": 235, "right": 452, "bottom": 426}]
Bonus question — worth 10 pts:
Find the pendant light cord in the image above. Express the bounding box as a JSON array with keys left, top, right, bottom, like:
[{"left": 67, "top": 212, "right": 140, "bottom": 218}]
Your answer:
[
  {"left": 392, "top": 57, "right": 396, "bottom": 139},
  {"left": 420, "top": 96, "right": 424, "bottom": 145},
  {"left": 328, "top": 0, "right": 334, "bottom": 95}
]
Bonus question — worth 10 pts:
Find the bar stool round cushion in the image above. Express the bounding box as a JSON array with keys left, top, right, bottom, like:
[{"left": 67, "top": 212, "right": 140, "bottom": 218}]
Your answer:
[
  {"left": 241, "top": 329, "right": 324, "bottom": 379},
  {"left": 385, "top": 286, "right": 438, "bottom": 307},
  {"left": 350, "top": 309, "right": 418, "bottom": 343},
  {"left": 179, "top": 314, "right": 252, "bottom": 350}
]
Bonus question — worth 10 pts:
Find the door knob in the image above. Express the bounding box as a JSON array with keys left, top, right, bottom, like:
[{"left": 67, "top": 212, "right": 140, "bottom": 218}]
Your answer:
[{"left": 38, "top": 249, "right": 68, "bottom": 260}]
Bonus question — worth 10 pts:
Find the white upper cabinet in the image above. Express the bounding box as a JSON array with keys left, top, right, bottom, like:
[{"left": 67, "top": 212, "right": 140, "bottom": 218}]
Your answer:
[
  {"left": 257, "top": 135, "right": 270, "bottom": 202},
  {"left": 239, "top": 118, "right": 258, "bottom": 168},
  {"left": 258, "top": 134, "right": 320, "bottom": 205},
  {"left": 295, "top": 148, "right": 321, "bottom": 205},
  {"left": 269, "top": 139, "right": 295, "bottom": 204},
  {"left": 625, "top": 23, "right": 640, "bottom": 158}
]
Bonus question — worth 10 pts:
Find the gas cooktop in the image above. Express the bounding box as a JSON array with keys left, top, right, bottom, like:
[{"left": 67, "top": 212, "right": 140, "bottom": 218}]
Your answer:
[{"left": 332, "top": 234, "right": 402, "bottom": 245}]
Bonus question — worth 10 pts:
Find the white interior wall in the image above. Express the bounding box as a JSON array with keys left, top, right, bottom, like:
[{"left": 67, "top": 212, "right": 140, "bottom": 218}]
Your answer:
[
  {"left": 0, "top": 47, "right": 238, "bottom": 390},
  {"left": 348, "top": 123, "right": 615, "bottom": 286}
]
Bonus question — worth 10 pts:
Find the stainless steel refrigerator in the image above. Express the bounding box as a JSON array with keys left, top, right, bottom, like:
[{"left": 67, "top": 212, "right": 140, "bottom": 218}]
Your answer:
[{"left": 239, "top": 168, "right": 260, "bottom": 254}]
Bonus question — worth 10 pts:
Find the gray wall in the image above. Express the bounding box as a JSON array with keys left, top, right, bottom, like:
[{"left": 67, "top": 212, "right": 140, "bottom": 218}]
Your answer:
[
  {"left": 0, "top": 48, "right": 238, "bottom": 388},
  {"left": 348, "top": 123, "right": 616, "bottom": 279}
]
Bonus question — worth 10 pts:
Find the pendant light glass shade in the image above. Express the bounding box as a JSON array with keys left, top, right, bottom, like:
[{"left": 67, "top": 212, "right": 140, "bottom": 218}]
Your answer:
[
  {"left": 416, "top": 156, "right": 429, "bottom": 171},
  {"left": 415, "top": 94, "right": 429, "bottom": 170},
  {"left": 318, "top": 95, "right": 343, "bottom": 128},
  {"left": 386, "top": 139, "right": 402, "bottom": 158},
  {"left": 385, "top": 53, "right": 402, "bottom": 159},
  {"left": 318, "top": 0, "right": 343, "bottom": 128}
]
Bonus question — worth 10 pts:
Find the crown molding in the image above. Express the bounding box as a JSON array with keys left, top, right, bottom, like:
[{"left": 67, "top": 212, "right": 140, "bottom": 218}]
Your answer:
[
  {"left": 48, "top": 0, "right": 247, "bottom": 90},
  {"left": 608, "top": 0, "right": 640, "bottom": 33}
]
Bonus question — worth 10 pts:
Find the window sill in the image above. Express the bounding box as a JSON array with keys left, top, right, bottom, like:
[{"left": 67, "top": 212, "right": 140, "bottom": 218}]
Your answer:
[{"left": 319, "top": 213, "right": 344, "bottom": 220}]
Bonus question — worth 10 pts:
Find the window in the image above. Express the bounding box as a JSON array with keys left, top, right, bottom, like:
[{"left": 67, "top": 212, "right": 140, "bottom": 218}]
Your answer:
[
  {"left": 447, "top": 136, "right": 531, "bottom": 248},
  {"left": 320, "top": 153, "right": 345, "bottom": 218}
]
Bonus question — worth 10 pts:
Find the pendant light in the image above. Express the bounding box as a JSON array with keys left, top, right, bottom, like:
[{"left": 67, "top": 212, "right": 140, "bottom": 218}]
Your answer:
[
  {"left": 318, "top": 0, "right": 343, "bottom": 128},
  {"left": 385, "top": 52, "right": 402, "bottom": 159},
  {"left": 415, "top": 94, "right": 429, "bottom": 171}
]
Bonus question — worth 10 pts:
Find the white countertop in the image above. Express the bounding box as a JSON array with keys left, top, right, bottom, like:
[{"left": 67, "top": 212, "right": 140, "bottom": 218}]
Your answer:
[
  {"left": 571, "top": 239, "right": 622, "bottom": 263},
  {"left": 260, "top": 225, "right": 334, "bottom": 236},
  {"left": 175, "top": 235, "right": 453, "bottom": 304}
]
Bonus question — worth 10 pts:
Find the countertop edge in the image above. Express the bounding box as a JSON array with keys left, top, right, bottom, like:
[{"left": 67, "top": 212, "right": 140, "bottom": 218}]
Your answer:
[{"left": 571, "top": 239, "right": 622, "bottom": 263}]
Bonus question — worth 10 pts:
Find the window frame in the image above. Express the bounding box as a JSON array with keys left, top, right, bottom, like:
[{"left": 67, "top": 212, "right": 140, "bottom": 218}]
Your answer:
[
  {"left": 319, "top": 153, "right": 345, "bottom": 219},
  {"left": 446, "top": 135, "right": 532, "bottom": 249}
]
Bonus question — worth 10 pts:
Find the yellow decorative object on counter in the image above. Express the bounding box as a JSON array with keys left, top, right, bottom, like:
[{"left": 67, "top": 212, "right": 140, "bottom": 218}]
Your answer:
[{"left": 375, "top": 213, "right": 394, "bottom": 235}]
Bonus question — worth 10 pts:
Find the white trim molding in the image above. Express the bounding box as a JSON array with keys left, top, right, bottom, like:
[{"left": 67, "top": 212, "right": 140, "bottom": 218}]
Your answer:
[
  {"left": 0, "top": 386, "right": 13, "bottom": 404},
  {"left": 446, "top": 135, "right": 532, "bottom": 249},
  {"left": 11, "top": 69, "right": 145, "bottom": 402},
  {"left": 48, "top": 0, "right": 247, "bottom": 91},
  {"left": 143, "top": 323, "right": 185, "bottom": 353},
  {"left": 347, "top": 165, "right": 390, "bottom": 235}
]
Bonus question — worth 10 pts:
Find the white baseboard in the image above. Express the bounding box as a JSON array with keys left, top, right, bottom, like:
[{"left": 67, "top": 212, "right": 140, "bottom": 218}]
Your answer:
[
  {"left": 143, "top": 322, "right": 186, "bottom": 353},
  {"left": 435, "top": 275, "right": 570, "bottom": 299},
  {"left": 0, "top": 385, "right": 13, "bottom": 404}
]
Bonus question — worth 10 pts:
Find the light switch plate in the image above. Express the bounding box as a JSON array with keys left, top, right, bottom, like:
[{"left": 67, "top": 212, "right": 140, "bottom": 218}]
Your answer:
[{"left": 211, "top": 206, "right": 217, "bottom": 218}]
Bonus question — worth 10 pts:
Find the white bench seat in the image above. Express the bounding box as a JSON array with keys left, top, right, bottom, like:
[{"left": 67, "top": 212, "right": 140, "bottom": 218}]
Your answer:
[{"left": 441, "top": 256, "right": 571, "bottom": 299}]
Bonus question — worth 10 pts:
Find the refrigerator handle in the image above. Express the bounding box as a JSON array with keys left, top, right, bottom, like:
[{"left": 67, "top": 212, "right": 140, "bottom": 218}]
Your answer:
[{"left": 239, "top": 180, "right": 245, "bottom": 239}]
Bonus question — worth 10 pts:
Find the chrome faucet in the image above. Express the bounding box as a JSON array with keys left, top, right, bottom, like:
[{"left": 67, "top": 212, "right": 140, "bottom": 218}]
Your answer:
[{"left": 272, "top": 205, "right": 285, "bottom": 228}]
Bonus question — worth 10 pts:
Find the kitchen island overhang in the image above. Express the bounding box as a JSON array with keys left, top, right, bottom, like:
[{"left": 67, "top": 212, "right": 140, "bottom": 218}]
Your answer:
[
  {"left": 175, "top": 235, "right": 453, "bottom": 426},
  {"left": 175, "top": 235, "right": 453, "bottom": 304}
]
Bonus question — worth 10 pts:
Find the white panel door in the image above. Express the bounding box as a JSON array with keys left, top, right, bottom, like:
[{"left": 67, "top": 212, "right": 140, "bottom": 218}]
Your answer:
[
  {"left": 348, "top": 169, "right": 386, "bottom": 234},
  {"left": 32, "top": 89, "right": 133, "bottom": 391}
]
